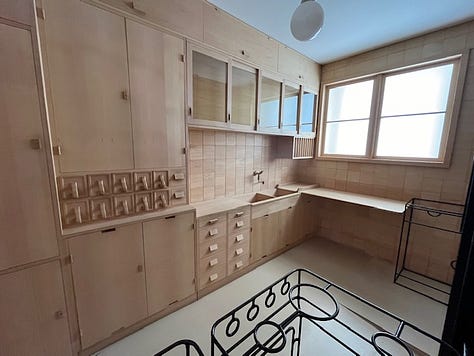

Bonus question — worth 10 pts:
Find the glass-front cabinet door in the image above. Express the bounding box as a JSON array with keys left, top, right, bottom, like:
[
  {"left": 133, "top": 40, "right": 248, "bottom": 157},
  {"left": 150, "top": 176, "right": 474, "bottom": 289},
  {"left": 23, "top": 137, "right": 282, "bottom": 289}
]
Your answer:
[
  {"left": 259, "top": 74, "right": 282, "bottom": 131},
  {"left": 282, "top": 83, "right": 300, "bottom": 134},
  {"left": 231, "top": 63, "right": 257, "bottom": 130},
  {"left": 299, "top": 89, "right": 318, "bottom": 135},
  {"left": 189, "top": 47, "right": 228, "bottom": 126}
]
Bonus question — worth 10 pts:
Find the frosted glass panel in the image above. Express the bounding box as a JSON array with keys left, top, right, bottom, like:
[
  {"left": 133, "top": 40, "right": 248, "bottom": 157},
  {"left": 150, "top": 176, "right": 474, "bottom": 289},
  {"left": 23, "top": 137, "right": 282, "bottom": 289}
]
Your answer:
[
  {"left": 232, "top": 66, "right": 256, "bottom": 126},
  {"left": 327, "top": 80, "right": 374, "bottom": 121},
  {"left": 324, "top": 120, "right": 369, "bottom": 155},
  {"left": 382, "top": 64, "right": 453, "bottom": 116},
  {"left": 282, "top": 85, "right": 299, "bottom": 129},
  {"left": 193, "top": 51, "right": 226, "bottom": 122},
  {"left": 260, "top": 77, "right": 281, "bottom": 128},
  {"left": 301, "top": 92, "right": 316, "bottom": 126},
  {"left": 376, "top": 114, "right": 445, "bottom": 158}
]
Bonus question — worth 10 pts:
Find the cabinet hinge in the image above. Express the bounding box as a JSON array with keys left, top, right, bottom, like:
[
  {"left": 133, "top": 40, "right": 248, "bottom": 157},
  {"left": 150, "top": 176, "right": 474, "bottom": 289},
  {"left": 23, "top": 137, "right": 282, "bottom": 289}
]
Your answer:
[
  {"left": 182, "top": 147, "right": 186, "bottom": 154},
  {"left": 191, "top": 223, "right": 195, "bottom": 230},
  {"left": 52, "top": 145, "right": 62, "bottom": 156},
  {"left": 65, "top": 255, "right": 73, "bottom": 265},
  {"left": 180, "top": 54, "right": 186, "bottom": 63},
  {"left": 36, "top": 7, "right": 45, "bottom": 20},
  {"left": 250, "top": 227, "right": 253, "bottom": 232}
]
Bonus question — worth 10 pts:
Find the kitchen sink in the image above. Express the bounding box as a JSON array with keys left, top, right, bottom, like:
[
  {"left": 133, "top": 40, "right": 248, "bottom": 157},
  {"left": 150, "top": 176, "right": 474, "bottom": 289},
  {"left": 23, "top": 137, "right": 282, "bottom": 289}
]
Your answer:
[
  {"left": 269, "top": 188, "right": 296, "bottom": 197},
  {"left": 245, "top": 193, "right": 274, "bottom": 203}
]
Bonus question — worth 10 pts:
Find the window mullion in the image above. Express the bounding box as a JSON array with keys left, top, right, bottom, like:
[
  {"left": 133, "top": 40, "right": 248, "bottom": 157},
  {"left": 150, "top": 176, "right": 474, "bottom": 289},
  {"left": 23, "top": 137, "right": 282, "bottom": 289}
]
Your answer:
[{"left": 367, "top": 75, "right": 384, "bottom": 158}]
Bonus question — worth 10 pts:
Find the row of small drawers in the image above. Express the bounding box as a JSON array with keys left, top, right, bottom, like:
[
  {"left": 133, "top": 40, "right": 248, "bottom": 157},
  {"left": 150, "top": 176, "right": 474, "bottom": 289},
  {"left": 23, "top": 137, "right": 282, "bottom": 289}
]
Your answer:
[
  {"left": 61, "top": 189, "right": 186, "bottom": 227},
  {"left": 198, "top": 207, "right": 251, "bottom": 289},
  {"left": 58, "top": 169, "right": 186, "bottom": 201}
]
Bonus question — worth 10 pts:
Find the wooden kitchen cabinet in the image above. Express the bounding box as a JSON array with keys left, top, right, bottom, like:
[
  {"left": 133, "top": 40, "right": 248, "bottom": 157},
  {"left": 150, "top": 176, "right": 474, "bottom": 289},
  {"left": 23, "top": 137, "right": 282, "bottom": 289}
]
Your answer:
[
  {"left": 250, "top": 212, "right": 280, "bottom": 263},
  {"left": 0, "top": 261, "right": 72, "bottom": 356},
  {"left": 0, "top": 22, "right": 58, "bottom": 271},
  {"left": 259, "top": 73, "right": 282, "bottom": 132},
  {"left": 68, "top": 223, "right": 147, "bottom": 348},
  {"left": 279, "top": 205, "right": 298, "bottom": 247},
  {"left": 127, "top": 20, "right": 186, "bottom": 169},
  {"left": 143, "top": 212, "right": 195, "bottom": 315},
  {"left": 42, "top": 0, "right": 133, "bottom": 172}
]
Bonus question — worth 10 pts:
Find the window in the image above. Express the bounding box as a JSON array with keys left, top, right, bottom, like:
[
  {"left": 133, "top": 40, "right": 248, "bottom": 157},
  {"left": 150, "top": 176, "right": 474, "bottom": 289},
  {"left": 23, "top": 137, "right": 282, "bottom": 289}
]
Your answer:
[{"left": 320, "top": 58, "right": 461, "bottom": 164}]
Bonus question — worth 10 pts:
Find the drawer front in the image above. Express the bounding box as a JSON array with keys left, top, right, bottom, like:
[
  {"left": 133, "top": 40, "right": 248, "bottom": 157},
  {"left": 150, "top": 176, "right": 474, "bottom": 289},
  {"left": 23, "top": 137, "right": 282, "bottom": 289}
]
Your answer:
[
  {"left": 169, "top": 169, "right": 186, "bottom": 187},
  {"left": 112, "top": 172, "right": 133, "bottom": 194},
  {"left": 198, "top": 213, "right": 227, "bottom": 228},
  {"left": 134, "top": 171, "right": 153, "bottom": 192},
  {"left": 90, "top": 197, "right": 113, "bottom": 221},
  {"left": 88, "top": 174, "right": 112, "bottom": 197},
  {"left": 199, "top": 236, "right": 226, "bottom": 259},
  {"left": 228, "top": 215, "right": 250, "bottom": 234},
  {"left": 198, "top": 221, "right": 226, "bottom": 243},
  {"left": 114, "top": 194, "right": 134, "bottom": 217},
  {"left": 228, "top": 238, "right": 250, "bottom": 259},
  {"left": 153, "top": 190, "right": 170, "bottom": 210},
  {"left": 228, "top": 230, "right": 250, "bottom": 248},
  {"left": 228, "top": 206, "right": 250, "bottom": 220},
  {"left": 58, "top": 176, "right": 88, "bottom": 200},
  {"left": 199, "top": 251, "right": 226, "bottom": 276},
  {"left": 61, "top": 200, "right": 90, "bottom": 226},
  {"left": 199, "top": 263, "right": 226, "bottom": 290},
  {"left": 153, "top": 171, "right": 169, "bottom": 190},
  {"left": 170, "top": 188, "right": 187, "bottom": 206},
  {"left": 228, "top": 254, "right": 249, "bottom": 275},
  {"left": 135, "top": 192, "right": 154, "bottom": 213}
]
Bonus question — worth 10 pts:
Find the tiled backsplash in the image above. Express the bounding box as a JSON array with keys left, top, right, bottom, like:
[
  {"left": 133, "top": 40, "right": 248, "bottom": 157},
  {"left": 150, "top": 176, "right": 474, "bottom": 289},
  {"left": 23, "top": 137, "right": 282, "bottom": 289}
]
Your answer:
[{"left": 188, "top": 129, "right": 298, "bottom": 203}]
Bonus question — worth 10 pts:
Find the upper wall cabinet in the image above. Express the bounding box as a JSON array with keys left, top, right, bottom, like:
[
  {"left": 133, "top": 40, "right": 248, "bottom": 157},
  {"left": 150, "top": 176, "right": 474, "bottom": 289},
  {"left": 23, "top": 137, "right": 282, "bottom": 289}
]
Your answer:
[
  {"left": 126, "top": 20, "right": 186, "bottom": 169},
  {"left": 231, "top": 63, "right": 258, "bottom": 129},
  {"left": 88, "top": 0, "right": 204, "bottom": 41},
  {"left": 43, "top": 0, "right": 133, "bottom": 173},
  {"left": 203, "top": 3, "right": 278, "bottom": 71},
  {"left": 259, "top": 74, "right": 282, "bottom": 132},
  {"left": 281, "top": 82, "right": 300, "bottom": 134},
  {"left": 278, "top": 45, "right": 321, "bottom": 91},
  {"left": 300, "top": 89, "right": 318, "bottom": 135},
  {"left": 0, "top": 21, "right": 58, "bottom": 271}
]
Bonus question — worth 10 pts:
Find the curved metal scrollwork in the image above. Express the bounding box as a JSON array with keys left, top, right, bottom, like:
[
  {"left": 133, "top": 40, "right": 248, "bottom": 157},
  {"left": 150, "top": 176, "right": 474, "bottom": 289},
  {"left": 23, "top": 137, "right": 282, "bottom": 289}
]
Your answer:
[
  {"left": 225, "top": 314, "right": 240, "bottom": 337},
  {"left": 265, "top": 288, "right": 276, "bottom": 308},
  {"left": 247, "top": 301, "right": 260, "bottom": 322}
]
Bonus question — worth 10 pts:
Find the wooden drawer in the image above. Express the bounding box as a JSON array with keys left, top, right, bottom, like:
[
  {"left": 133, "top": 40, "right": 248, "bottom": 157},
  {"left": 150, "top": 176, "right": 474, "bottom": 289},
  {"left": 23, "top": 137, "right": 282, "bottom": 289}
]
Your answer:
[
  {"left": 228, "top": 230, "right": 250, "bottom": 248},
  {"left": 135, "top": 192, "right": 154, "bottom": 213},
  {"left": 88, "top": 174, "right": 112, "bottom": 197},
  {"left": 228, "top": 215, "right": 250, "bottom": 234},
  {"left": 199, "top": 235, "right": 226, "bottom": 259},
  {"left": 169, "top": 169, "right": 186, "bottom": 187},
  {"left": 61, "top": 199, "right": 90, "bottom": 226},
  {"left": 228, "top": 254, "right": 249, "bottom": 275},
  {"left": 134, "top": 171, "right": 153, "bottom": 192},
  {"left": 153, "top": 190, "right": 170, "bottom": 210},
  {"left": 170, "top": 188, "right": 186, "bottom": 206},
  {"left": 112, "top": 172, "right": 133, "bottom": 194},
  {"left": 198, "top": 221, "right": 226, "bottom": 243},
  {"left": 58, "top": 175, "right": 88, "bottom": 200},
  {"left": 199, "top": 250, "right": 226, "bottom": 276},
  {"left": 152, "top": 171, "right": 168, "bottom": 190},
  {"left": 228, "top": 206, "right": 250, "bottom": 220},
  {"left": 114, "top": 194, "right": 134, "bottom": 217},
  {"left": 228, "top": 238, "right": 249, "bottom": 259},
  {"left": 198, "top": 213, "right": 226, "bottom": 228},
  {"left": 199, "top": 262, "right": 226, "bottom": 290},
  {"left": 90, "top": 197, "right": 113, "bottom": 221}
]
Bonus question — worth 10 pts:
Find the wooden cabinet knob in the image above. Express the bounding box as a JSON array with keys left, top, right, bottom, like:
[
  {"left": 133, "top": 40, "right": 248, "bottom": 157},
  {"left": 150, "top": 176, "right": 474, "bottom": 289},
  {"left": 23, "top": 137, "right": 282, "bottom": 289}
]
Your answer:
[
  {"left": 235, "top": 261, "right": 243, "bottom": 269},
  {"left": 235, "top": 234, "right": 244, "bottom": 242},
  {"left": 209, "top": 273, "right": 218, "bottom": 282},
  {"left": 209, "top": 244, "right": 218, "bottom": 252},
  {"left": 208, "top": 218, "right": 219, "bottom": 225},
  {"left": 235, "top": 248, "right": 244, "bottom": 256},
  {"left": 235, "top": 211, "right": 244, "bottom": 217},
  {"left": 209, "top": 228, "right": 218, "bottom": 236},
  {"left": 209, "top": 258, "right": 218, "bottom": 267},
  {"left": 54, "top": 310, "right": 65, "bottom": 320}
]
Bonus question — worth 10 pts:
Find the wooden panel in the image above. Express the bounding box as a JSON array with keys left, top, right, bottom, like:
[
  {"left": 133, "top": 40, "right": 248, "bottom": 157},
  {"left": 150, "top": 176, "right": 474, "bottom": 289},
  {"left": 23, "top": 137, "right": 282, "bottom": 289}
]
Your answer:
[
  {"left": 199, "top": 250, "right": 226, "bottom": 276},
  {"left": 278, "top": 45, "right": 321, "bottom": 90},
  {"left": 0, "top": 23, "right": 58, "bottom": 270},
  {"left": 251, "top": 195, "right": 300, "bottom": 219},
  {"left": 203, "top": 3, "right": 278, "bottom": 71},
  {"left": 94, "top": 0, "right": 204, "bottom": 41},
  {"left": 69, "top": 223, "right": 147, "bottom": 348},
  {"left": 127, "top": 20, "right": 186, "bottom": 169},
  {"left": 199, "top": 235, "right": 226, "bottom": 259},
  {"left": 43, "top": 0, "right": 133, "bottom": 172},
  {"left": 143, "top": 212, "right": 195, "bottom": 315},
  {"left": 278, "top": 206, "right": 297, "bottom": 248},
  {"left": 198, "top": 212, "right": 227, "bottom": 228},
  {"left": 198, "top": 221, "right": 226, "bottom": 243},
  {"left": 0, "top": 261, "right": 72, "bottom": 356},
  {"left": 0, "top": 0, "right": 34, "bottom": 26},
  {"left": 250, "top": 213, "right": 279, "bottom": 263}
]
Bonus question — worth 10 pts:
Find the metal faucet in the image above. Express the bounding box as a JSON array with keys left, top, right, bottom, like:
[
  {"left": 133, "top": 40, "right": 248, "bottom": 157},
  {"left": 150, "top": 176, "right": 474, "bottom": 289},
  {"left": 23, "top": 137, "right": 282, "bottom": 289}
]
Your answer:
[{"left": 253, "top": 170, "right": 264, "bottom": 184}]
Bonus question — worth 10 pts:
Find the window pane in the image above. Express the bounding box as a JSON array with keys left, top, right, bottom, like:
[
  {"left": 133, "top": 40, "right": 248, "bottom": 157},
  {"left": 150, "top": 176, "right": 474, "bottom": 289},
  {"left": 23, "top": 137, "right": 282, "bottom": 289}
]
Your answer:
[
  {"left": 324, "top": 120, "right": 369, "bottom": 155},
  {"left": 232, "top": 66, "right": 256, "bottom": 126},
  {"left": 260, "top": 77, "right": 281, "bottom": 128},
  {"left": 382, "top": 64, "right": 453, "bottom": 116},
  {"left": 301, "top": 92, "right": 316, "bottom": 126},
  {"left": 327, "top": 80, "right": 374, "bottom": 121},
  {"left": 283, "top": 85, "right": 299, "bottom": 129},
  {"left": 300, "top": 123, "right": 313, "bottom": 133},
  {"left": 376, "top": 114, "right": 445, "bottom": 158},
  {"left": 193, "top": 52, "right": 226, "bottom": 122}
]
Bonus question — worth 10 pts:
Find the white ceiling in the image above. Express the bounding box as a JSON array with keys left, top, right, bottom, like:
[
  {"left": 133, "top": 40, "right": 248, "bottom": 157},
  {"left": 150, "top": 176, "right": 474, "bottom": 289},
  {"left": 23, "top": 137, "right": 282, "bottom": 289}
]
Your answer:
[{"left": 207, "top": 0, "right": 474, "bottom": 64}]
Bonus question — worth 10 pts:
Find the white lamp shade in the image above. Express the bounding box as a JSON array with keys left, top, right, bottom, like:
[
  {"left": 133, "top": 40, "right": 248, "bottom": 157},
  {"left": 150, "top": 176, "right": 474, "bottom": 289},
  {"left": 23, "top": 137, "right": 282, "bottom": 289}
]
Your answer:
[{"left": 290, "top": 0, "right": 324, "bottom": 41}]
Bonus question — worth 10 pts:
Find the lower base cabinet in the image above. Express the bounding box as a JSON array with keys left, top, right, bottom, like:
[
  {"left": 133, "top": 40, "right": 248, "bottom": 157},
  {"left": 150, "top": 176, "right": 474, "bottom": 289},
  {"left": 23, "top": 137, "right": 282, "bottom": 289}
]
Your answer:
[
  {"left": 143, "top": 212, "right": 195, "bottom": 315},
  {"left": 250, "top": 213, "right": 280, "bottom": 263},
  {"left": 69, "top": 223, "right": 147, "bottom": 348},
  {"left": 0, "top": 261, "right": 72, "bottom": 356}
]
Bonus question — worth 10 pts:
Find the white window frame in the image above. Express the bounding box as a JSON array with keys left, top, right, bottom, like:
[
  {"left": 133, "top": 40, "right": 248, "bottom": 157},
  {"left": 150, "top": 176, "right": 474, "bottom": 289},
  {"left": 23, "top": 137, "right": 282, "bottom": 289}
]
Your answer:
[{"left": 318, "top": 54, "right": 468, "bottom": 167}]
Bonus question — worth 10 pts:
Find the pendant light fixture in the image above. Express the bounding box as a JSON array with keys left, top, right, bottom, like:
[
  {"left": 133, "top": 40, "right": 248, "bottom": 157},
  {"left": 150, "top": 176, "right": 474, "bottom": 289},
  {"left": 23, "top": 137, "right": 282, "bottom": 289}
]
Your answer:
[{"left": 290, "top": 0, "right": 324, "bottom": 41}]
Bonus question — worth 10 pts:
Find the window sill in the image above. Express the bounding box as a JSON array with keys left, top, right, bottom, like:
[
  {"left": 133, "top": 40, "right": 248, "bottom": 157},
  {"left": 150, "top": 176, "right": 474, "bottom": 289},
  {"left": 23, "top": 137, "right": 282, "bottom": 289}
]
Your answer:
[{"left": 315, "top": 154, "right": 450, "bottom": 168}]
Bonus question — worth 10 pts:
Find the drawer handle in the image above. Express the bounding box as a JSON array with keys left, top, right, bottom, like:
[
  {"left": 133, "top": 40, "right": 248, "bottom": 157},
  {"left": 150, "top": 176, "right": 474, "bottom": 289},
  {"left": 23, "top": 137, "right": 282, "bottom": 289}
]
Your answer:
[
  {"left": 235, "top": 211, "right": 244, "bottom": 217},
  {"left": 98, "top": 180, "right": 106, "bottom": 195},
  {"left": 159, "top": 174, "right": 167, "bottom": 189},
  {"left": 142, "top": 196, "right": 150, "bottom": 211},
  {"left": 236, "top": 220, "right": 244, "bottom": 228},
  {"left": 71, "top": 182, "right": 79, "bottom": 199},
  {"left": 209, "top": 244, "right": 218, "bottom": 252},
  {"left": 120, "top": 177, "right": 128, "bottom": 192},
  {"left": 141, "top": 176, "right": 149, "bottom": 190},
  {"left": 235, "top": 248, "right": 244, "bottom": 256},
  {"left": 159, "top": 194, "right": 168, "bottom": 207},
  {"left": 100, "top": 202, "right": 107, "bottom": 219},
  {"left": 122, "top": 200, "right": 129, "bottom": 215},
  {"left": 209, "top": 258, "right": 218, "bottom": 267},
  {"left": 174, "top": 191, "right": 185, "bottom": 199},
  {"left": 74, "top": 206, "right": 82, "bottom": 224},
  {"left": 235, "top": 261, "right": 243, "bottom": 269},
  {"left": 173, "top": 173, "right": 185, "bottom": 180},
  {"left": 209, "top": 273, "right": 218, "bottom": 282},
  {"left": 208, "top": 218, "right": 219, "bottom": 225},
  {"left": 209, "top": 228, "right": 219, "bottom": 236},
  {"left": 235, "top": 234, "right": 244, "bottom": 242}
]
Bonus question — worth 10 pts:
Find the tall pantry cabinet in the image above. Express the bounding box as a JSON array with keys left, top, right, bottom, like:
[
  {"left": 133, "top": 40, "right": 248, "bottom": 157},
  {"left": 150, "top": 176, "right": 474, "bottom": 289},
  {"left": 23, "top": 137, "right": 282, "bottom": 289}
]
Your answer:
[{"left": 0, "top": 2, "right": 72, "bottom": 355}]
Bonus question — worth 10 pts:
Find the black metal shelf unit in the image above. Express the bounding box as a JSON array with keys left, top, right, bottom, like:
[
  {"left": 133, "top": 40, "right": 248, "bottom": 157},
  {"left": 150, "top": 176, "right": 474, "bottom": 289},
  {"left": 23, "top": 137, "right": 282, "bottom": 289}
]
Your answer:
[
  {"left": 210, "top": 268, "right": 458, "bottom": 356},
  {"left": 394, "top": 198, "right": 464, "bottom": 305}
]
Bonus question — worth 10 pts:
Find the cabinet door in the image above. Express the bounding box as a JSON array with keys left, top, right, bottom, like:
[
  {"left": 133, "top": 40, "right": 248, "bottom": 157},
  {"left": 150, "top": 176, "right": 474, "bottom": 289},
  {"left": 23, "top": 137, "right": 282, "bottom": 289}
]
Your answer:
[
  {"left": 259, "top": 75, "right": 282, "bottom": 132},
  {"left": 127, "top": 20, "right": 186, "bottom": 169},
  {"left": 0, "top": 23, "right": 58, "bottom": 271},
  {"left": 250, "top": 213, "right": 279, "bottom": 263},
  {"left": 143, "top": 212, "right": 195, "bottom": 315},
  {"left": 279, "top": 206, "right": 297, "bottom": 247},
  {"left": 296, "top": 197, "right": 316, "bottom": 241},
  {"left": 43, "top": 0, "right": 133, "bottom": 172},
  {"left": 0, "top": 261, "right": 72, "bottom": 356},
  {"left": 299, "top": 90, "right": 317, "bottom": 134},
  {"left": 69, "top": 224, "right": 147, "bottom": 348},
  {"left": 231, "top": 63, "right": 257, "bottom": 130},
  {"left": 282, "top": 83, "right": 300, "bottom": 134}
]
